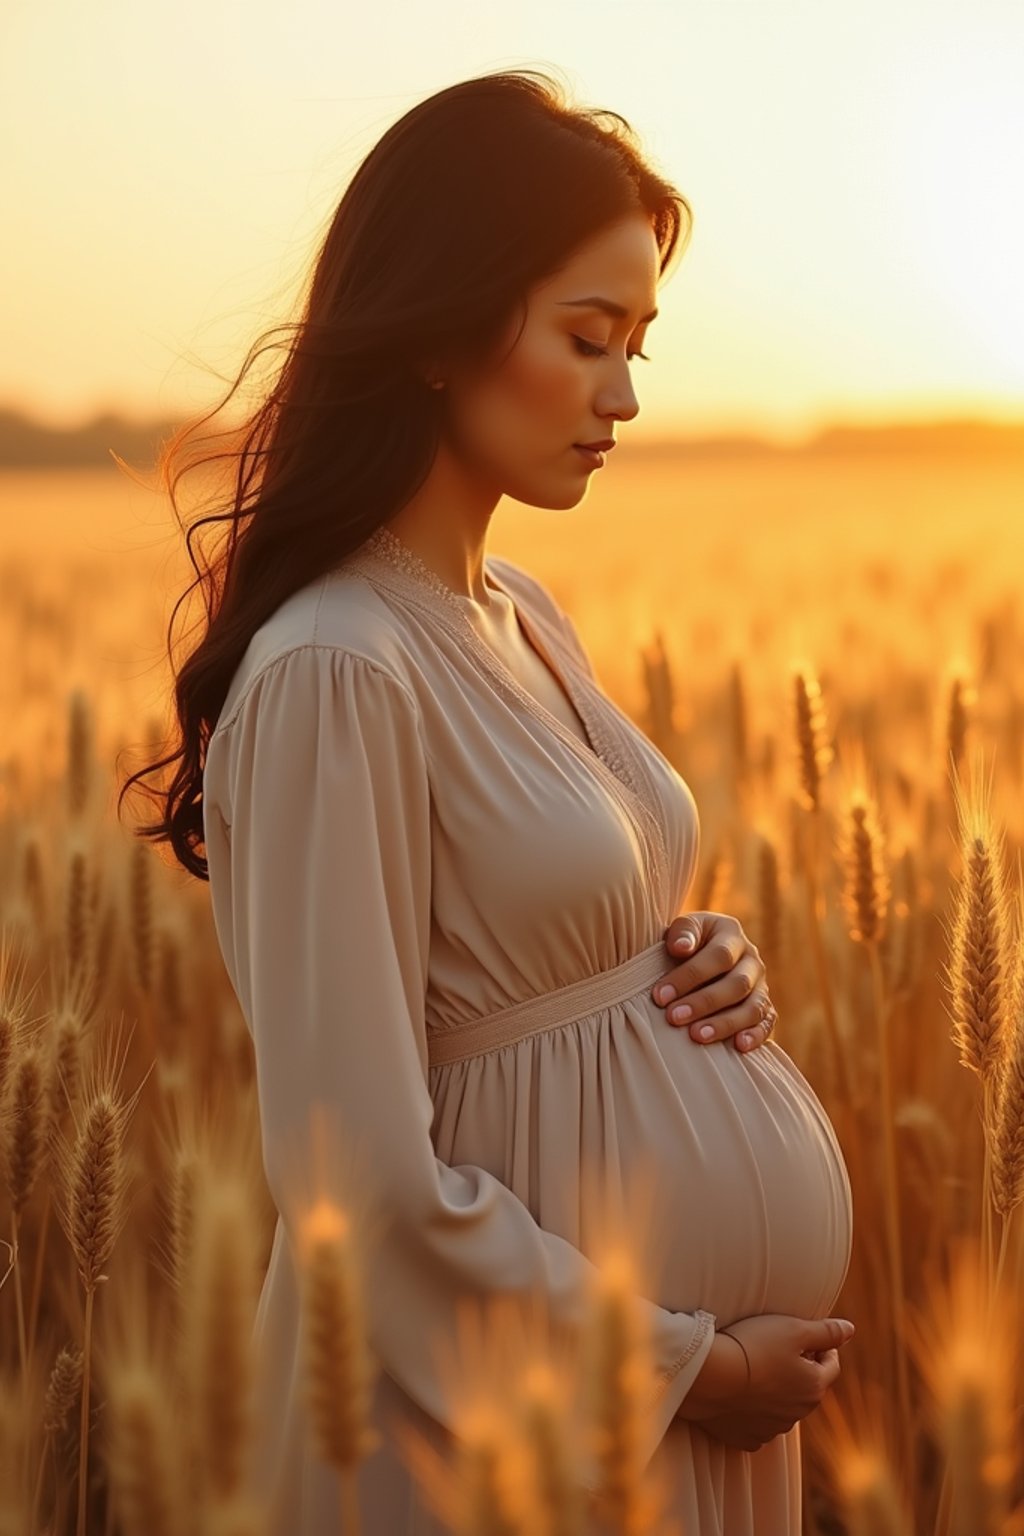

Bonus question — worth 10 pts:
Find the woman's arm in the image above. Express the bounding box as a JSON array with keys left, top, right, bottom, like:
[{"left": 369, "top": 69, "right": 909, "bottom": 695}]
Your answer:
[{"left": 673, "top": 1331, "right": 750, "bottom": 1421}]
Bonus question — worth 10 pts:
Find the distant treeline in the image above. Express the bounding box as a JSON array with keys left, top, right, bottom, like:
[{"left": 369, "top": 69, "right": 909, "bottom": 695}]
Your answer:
[
  {"left": 1, "top": 403, "right": 1023, "bottom": 468},
  {"left": 0, "top": 408, "right": 194, "bottom": 469}
]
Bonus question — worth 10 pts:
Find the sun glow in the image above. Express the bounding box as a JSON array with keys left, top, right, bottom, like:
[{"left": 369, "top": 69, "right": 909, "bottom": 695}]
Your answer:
[{"left": 885, "top": 33, "right": 1024, "bottom": 390}]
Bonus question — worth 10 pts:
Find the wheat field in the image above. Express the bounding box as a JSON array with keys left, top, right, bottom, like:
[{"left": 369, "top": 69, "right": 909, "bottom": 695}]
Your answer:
[{"left": 2, "top": 448, "right": 1024, "bottom": 1535}]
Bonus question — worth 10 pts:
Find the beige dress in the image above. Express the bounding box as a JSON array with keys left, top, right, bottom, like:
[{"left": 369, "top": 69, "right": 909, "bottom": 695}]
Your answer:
[{"left": 201, "top": 524, "right": 854, "bottom": 1536}]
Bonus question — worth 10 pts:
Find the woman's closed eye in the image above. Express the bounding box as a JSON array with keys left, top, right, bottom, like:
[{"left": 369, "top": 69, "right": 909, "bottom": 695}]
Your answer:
[{"left": 572, "top": 335, "right": 651, "bottom": 363}]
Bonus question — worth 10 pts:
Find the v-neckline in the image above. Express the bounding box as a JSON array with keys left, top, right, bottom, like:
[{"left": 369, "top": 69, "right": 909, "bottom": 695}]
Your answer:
[
  {"left": 336, "top": 523, "right": 673, "bottom": 910},
  {"left": 461, "top": 568, "right": 598, "bottom": 761},
  {"left": 351, "top": 525, "right": 606, "bottom": 769}
]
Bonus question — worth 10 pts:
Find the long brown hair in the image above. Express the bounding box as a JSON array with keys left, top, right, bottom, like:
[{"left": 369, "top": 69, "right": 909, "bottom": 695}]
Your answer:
[{"left": 116, "top": 66, "right": 693, "bottom": 880}]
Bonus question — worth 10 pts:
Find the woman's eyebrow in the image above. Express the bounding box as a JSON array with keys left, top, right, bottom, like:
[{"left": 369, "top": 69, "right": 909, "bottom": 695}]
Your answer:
[{"left": 558, "top": 296, "right": 658, "bottom": 324}]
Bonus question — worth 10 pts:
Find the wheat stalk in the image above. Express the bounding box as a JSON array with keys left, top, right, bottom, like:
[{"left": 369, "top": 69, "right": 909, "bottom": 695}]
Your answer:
[
  {"left": 88, "top": 899, "right": 118, "bottom": 1017},
  {"left": 790, "top": 662, "right": 849, "bottom": 1103},
  {"left": 30, "top": 1344, "right": 84, "bottom": 1533},
  {"left": 391, "top": 1386, "right": 524, "bottom": 1536},
  {"left": 905, "top": 1237, "right": 1019, "bottom": 1536},
  {"left": 49, "top": 1024, "right": 142, "bottom": 1536},
  {"left": 579, "top": 1247, "right": 672, "bottom": 1536},
  {"left": 837, "top": 775, "right": 913, "bottom": 1473},
  {"left": 391, "top": 1290, "right": 570, "bottom": 1536},
  {"left": 0, "top": 1007, "right": 17, "bottom": 1103},
  {"left": 727, "top": 659, "right": 750, "bottom": 797},
  {"left": 52, "top": 1006, "right": 86, "bottom": 1123},
  {"left": 838, "top": 788, "right": 890, "bottom": 947},
  {"left": 514, "top": 1359, "right": 585, "bottom": 1536},
  {"left": 3, "top": 1038, "right": 49, "bottom": 1217},
  {"left": 639, "top": 631, "right": 677, "bottom": 754},
  {"left": 183, "top": 1170, "right": 260, "bottom": 1507},
  {"left": 815, "top": 1370, "right": 915, "bottom": 1535},
  {"left": 887, "top": 843, "right": 922, "bottom": 999},
  {"left": 129, "top": 842, "right": 154, "bottom": 996},
  {"left": 943, "top": 669, "right": 975, "bottom": 794},
  {"left": 21, "top": 832, "right": 47, "bottom": 930},
  {"left": 693, "top": 830, "right": 730, "bottom": 915},
  {"left": 752, "top": 823, "right": 784, "bottom": 983},
  {"left": 298, "top": 1197, "right": 381, "bottom": 1535},
  {"left": 793, "top": 664, "right": 834, "bottom": 814},
  {"left": 65, "top": 1088, "right": 129, "bottom": 1289},
  {"left": 67, "top": 687, "right": 93, "bottom": 822},
  {"left": 2, "top": 1037, "right": 50, "bottom": 1400},
  {"left": 458, "top": 1429, "right": 523, "bottom": 1536},
  {"left": 65, "top": 846, "right": 89, "bottom": 985},
  {"left": 944, "top": 752, "right": 1015, "bottom": 1293},
  {"left": 837, "top": 1447, "right": 913, "bottom": 1535},
  {"left": 167, "top": 1143, "right": 200, "bottom": 1306},
  {"left": 106, "top": 1361, "right": 187, "bottom": 1536},
  {"left": 26, "top": 1001, "right": 90, "bottom": 1371},
  {"left": 946, "top": 815, "right": 1013, "bottom": 1081},
  {"left": 990, "top": 886, "right": 1024, "bottom": 1307}
]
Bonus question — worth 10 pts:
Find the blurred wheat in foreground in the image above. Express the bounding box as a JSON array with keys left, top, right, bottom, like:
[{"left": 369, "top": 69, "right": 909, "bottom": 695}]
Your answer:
[{"left": 2, "top": 550, "right": 1024, "bottom": 1535}]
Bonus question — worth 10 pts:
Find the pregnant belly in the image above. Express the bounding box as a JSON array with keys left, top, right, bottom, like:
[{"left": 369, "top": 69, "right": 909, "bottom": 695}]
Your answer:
[
  {"left": 429, "top": 991, "right": 854, "bottom": 1329},
  {"left": 617, "top": 994, "right": 855, "bottom": 1325}
]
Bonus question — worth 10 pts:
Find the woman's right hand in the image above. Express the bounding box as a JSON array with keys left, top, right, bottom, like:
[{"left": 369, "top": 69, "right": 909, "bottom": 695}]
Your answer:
[{"left": 674, "top": 1314, "right": 856, "bottom": 1445}]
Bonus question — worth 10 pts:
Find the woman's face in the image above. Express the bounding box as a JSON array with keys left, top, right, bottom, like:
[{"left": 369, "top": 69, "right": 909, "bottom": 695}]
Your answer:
[{"left": 442, "top": 212, "right": 660, "bottom": 509}]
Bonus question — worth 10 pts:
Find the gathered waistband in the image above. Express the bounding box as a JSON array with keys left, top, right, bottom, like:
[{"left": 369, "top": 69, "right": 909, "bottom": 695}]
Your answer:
[{"left": 426, "top": 939, "right": 671, "bottom": 1068}]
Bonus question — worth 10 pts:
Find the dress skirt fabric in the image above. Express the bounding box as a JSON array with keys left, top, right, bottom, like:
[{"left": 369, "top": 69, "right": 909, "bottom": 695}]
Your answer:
[{"left": 201, "top": 524, "right": 854, "bottom": 1534}]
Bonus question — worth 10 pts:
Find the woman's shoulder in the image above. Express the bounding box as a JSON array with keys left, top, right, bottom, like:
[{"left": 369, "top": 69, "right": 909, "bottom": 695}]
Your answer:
[{"left": 214, "top": 568, "right": 421, "bottom": 737}]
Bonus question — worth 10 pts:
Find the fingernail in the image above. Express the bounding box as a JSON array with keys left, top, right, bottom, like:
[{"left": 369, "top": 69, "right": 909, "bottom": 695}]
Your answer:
[
  {"left": 698, "top": 1024, "right": 714, "bottom": 1040},
  {"left": 671, "top": 1004, "right": 693, "bottom": 1022},
  {"left": 676, "top": 934, "right": 695, "bottom": 950},
  {"left": 655, "top": 985, "right": 676, "bottom": 1004},
  {"left": 738, "top": 1032, "right": 752, "bottom": 1048}
]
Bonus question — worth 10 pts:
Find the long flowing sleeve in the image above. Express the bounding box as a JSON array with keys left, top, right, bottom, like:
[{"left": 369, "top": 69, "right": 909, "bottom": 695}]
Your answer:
[{"left": 202, "top": 643, "right": 716, "bottom": 1487}]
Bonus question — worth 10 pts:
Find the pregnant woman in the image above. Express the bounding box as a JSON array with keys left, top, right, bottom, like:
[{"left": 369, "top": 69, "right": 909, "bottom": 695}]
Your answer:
[{"left": 127, "top": 69, "right": 854, "bottom": 1533}]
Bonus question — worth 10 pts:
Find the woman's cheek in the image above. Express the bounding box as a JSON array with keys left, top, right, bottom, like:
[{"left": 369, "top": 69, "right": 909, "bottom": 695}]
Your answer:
[{"left": 517, "top": 336, "right": 580, "bottom": 397}]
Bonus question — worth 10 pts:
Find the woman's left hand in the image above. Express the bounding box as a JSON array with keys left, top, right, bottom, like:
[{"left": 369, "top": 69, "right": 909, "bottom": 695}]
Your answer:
[{"left": 651, "top": 912, "right": 776, "bottom": 1053}]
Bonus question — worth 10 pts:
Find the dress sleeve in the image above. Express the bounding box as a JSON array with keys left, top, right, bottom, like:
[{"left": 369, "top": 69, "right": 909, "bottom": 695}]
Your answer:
[{"left": 203, "top": 645, "right": 716, "bottom": 1486}]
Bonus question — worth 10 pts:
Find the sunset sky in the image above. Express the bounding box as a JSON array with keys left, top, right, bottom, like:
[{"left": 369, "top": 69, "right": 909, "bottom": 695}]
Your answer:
[{"left": 4, "top": 0, "right": 1023, "bottom": 445}]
